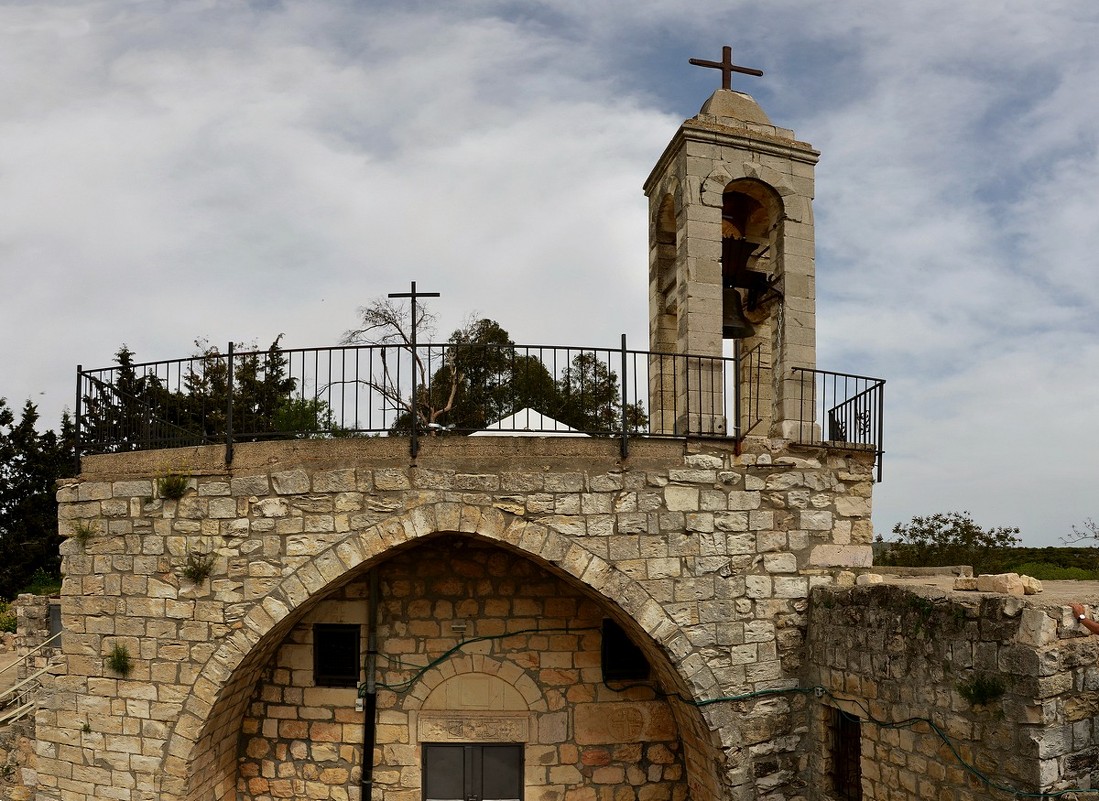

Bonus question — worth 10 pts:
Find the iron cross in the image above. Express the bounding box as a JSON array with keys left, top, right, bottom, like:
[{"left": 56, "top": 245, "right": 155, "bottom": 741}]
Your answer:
[
  {"left": 689, "top": 46, "right": 763, "bottom": 91},
  {"left": 388, "top": 281, "right": 440, "bottom": 459}
]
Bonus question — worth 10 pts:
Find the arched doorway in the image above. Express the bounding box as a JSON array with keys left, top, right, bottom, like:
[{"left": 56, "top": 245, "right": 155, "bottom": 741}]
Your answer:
[{"left": 227, "top": 533, "right": 718, "bottom": 801}]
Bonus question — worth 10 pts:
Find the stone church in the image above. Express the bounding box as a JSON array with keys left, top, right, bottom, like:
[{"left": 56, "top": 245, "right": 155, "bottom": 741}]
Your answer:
[{"left": 33, "top": 50, "right": 1099, "bottom": 801}]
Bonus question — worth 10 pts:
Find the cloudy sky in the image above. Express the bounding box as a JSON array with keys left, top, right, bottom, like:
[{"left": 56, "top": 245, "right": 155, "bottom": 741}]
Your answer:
[{"left": 2, "top": 1, "right": 1097, "bottom": 546}]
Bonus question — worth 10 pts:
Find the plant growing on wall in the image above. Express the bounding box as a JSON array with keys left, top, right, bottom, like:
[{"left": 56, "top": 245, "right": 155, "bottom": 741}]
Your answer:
[
  {"left": 105, "top": 644, "right": 133, "bottom": 677},
  {"left": 70, "top": 520, "right": 96, "bottom": 549},
  {"left": 957, "top": 673, "right": 1006, "bottom": 707},
  {"left": 180, "top": 549, "right": 216, "bottom": 584},
  {"left": 157, "top": 470, "right": 189, "bottom": 500}
]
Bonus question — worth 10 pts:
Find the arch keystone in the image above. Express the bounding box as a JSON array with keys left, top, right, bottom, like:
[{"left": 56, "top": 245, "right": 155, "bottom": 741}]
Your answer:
[
  {"left": 435, "top": 502, "right": 462, "bottom": 532},
  {"left": 409, "top": 504, "right": 437, "bottom": 537}
]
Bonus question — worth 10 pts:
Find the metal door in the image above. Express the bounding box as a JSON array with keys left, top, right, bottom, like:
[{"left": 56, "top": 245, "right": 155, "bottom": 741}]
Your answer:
[{"left": 423, "top": 744, "right": 522, "bottom": 801}]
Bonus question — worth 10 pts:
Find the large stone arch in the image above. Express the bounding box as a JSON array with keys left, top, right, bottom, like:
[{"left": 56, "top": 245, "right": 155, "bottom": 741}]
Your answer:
[{"left": 171, "top": 501, "right": 729, "bottom": 801}]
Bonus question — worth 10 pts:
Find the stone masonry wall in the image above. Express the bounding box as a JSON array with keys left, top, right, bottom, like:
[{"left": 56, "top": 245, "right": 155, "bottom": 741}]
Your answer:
[
  {"left": 238, "top": 538, "right": 689, "bottom": 801},
  {"left": 806, "top": 583, "right": 1099, "bottom": 800},
  {"left": 0, "top": 594, "right": 56, "bottom": 801},
  {"left": 38, "top": 436, "right": 875, "bottom": 801},
  {"left": 237, "top": 581, "right": 366, "bottom": 801},
  {"left": 16, "top": 594, "right": 56, "bottom": 681}
]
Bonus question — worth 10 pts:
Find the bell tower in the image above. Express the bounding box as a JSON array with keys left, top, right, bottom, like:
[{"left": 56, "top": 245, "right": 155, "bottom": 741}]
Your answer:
[{"left": 644, "top": 47, "right": 820, "bottom": 439}]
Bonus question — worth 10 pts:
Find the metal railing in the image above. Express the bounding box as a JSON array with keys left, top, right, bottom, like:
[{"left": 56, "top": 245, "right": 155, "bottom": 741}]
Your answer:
[
  {"left": 0, "top": 631, "right": 61, "bottom": 727},
  {"left": 792, "top": 367, "right": 886, "bottom": 481},
  {"left": 77, "top": 340, "right": 745, "bottom": 462},
  {"left": 76, "top": 341, "right": 884, "bottom": 477}
]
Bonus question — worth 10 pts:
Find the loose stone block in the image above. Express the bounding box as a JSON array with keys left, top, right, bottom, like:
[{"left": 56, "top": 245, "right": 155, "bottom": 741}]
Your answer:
[
  {"left": 976, "top": 573, "right": 1025, "bottom": 596},
  {"left": 854, "top": 573, "right": 883, "bottom": 585}
]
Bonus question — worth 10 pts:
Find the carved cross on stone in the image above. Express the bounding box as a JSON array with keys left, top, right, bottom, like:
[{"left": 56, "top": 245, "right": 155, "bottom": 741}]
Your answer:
[{"left": 689, "top": 45, "right": 763, "bottom": 91}]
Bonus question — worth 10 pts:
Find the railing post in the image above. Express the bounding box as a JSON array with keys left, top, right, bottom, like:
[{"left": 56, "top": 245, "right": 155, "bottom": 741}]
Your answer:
[
  {"left": 682, "top": 354, "right": 690, "bottom": 437},
  {"left": 620, "top": 334, "right": 628, "bottom": 459},
  {"left": 732, "top": 345, "right": 741, "bottom": 441},
  {"left": 74, "top": 365, "right": 83, "bottom": 475},
  {"left": 876, "top": 380, "right": 886, "bottom": 482},
  {"left": 225, "top": 342, "right": 235, "bottom": 465},
  {"left": 410, "top": 306, "right": 420, "bottom": 460}
]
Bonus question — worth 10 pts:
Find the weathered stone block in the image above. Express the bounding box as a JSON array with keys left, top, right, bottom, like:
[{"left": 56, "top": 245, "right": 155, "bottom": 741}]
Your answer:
[
  {"left": 664, "top": 486, "right": 698, "bottom": 512},
  {"left": 271, "top": 470, "right": 311, "bottom": 495},
  {"left": 230, "top": 475, "right": 270, "bottom": 496},
  {"left": 809, "top": 545, "right": 872, "bottom": 568},
  {"left": 975, "top": 573, "right": 1025, "bottom": 596},
  {"left": 854, "top": 573, "right": 882, "bottom": 585}
]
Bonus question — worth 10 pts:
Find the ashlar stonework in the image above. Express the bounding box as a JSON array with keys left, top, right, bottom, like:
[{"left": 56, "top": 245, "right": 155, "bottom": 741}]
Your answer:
[{"left": 38, "top": 435, "right": 875, "bottom": 801}]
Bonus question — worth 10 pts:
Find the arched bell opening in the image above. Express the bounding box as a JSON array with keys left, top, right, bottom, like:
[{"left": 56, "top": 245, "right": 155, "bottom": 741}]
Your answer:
[
  {"left": 208, "top": 530, "right": 726, "bottom": 801},
  {"left": 649, "top": 193, "right": 680, "bottom": 435},
  {"left": 721, "top": 179, "right": 784, "bottom": 437},
  {"left": 652, "top": 193, "right": 679, "bottom": 350},
  {"left": 720, "top": 179, "right": 784, "bottom": 340}
]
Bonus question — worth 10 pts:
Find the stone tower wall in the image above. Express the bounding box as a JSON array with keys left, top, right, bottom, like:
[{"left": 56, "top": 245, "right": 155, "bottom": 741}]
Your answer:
[
  {"left": 643, "top": 95, "right": 820, "bottom": 439},
  {"left": 38, "top": 436, "right": 875, "bottom": 801}
]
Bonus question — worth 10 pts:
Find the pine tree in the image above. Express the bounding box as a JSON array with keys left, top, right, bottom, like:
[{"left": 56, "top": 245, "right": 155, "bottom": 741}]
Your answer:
[{"left": 0, "top": 399, "right": 75, "bottom": 598}]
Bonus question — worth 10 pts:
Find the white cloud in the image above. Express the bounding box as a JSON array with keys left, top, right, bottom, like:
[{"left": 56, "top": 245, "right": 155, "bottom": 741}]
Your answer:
[{"left": 1, "top": 0, "right": 1097, "bottom": 544}]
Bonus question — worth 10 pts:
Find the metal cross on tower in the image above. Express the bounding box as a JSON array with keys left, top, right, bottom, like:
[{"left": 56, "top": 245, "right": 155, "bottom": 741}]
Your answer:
[{"left": 689, "top": 45, "right": 763, "bottom": 91}]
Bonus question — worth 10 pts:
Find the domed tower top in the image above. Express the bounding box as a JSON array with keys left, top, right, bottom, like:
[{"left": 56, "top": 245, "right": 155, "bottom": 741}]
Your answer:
[{"left": 644, "top": 47, "right": 820, "bottom": 440}]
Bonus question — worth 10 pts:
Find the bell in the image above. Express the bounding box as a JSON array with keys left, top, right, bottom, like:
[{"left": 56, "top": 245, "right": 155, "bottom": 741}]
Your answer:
[
  {"left": 721, "top": 237, "right": 758, "bottom": 286},
  {"left": 722, "top": 287, "right": 756, "bottom": 339}
]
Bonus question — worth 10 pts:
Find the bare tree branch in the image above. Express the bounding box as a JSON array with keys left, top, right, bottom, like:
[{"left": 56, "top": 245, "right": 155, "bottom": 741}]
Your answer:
[
  {"left": 335, "top": 298, "right": 460, "bottom": 433},
  {"left": 1064, "top": 518, "right": 1099, "bottom": 545}
]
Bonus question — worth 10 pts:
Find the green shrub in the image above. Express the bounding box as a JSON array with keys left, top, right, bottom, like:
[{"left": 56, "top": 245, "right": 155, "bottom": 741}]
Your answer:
[
  {"left": 0, "top": 602, "right": 15, "bottom": 633},
  {"left": 1006, "top": 561, "right": 1099, "bottom": 581},
  {"left": 879, "top": 511, "right": 1020, "bottom": 574},
  {"left": 23, "top": 567, "right": 61, "bottom": 596}
]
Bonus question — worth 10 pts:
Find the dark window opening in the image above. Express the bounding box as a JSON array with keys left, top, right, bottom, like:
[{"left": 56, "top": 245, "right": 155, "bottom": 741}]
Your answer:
[
  {"left": 829, "top": 706, "right": 862, "bottom": 801},
  {"left": 313, "top": 624, "right": 360, "bottom": 687},
  {"left": 423, "top": 743, "right": 523, "bottom": 801},
  {"left": 601, "top": 618, "right": 650, "bottom": 682},
  {"left": 48, "top": 602, "right": 63, "bottom": 639}
]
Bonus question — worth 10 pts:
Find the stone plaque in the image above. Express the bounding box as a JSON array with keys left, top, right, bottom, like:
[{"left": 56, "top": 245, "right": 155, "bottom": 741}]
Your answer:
[
  {"left": 417, "top": 711, "right": 531, "bottom": 743},
  {"left": 574, "top": 701, "right": 675, "bottom": 744}
]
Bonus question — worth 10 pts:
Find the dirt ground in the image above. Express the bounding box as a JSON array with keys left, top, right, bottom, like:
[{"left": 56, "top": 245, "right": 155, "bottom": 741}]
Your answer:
[
  {"left": 880, "top": 575, "right": 1099, "bottom": 611},
  {"left": 0, "top": 650, "right": 22, "bottom": 698}
]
